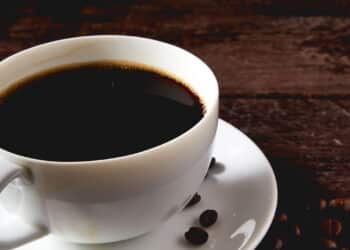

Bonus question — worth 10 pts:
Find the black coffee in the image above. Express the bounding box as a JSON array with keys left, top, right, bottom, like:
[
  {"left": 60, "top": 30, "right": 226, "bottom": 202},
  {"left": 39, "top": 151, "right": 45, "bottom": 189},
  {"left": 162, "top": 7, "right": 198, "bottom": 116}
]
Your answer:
[{"left": 0, "top": 61, "right": 204, "bottom": 161}]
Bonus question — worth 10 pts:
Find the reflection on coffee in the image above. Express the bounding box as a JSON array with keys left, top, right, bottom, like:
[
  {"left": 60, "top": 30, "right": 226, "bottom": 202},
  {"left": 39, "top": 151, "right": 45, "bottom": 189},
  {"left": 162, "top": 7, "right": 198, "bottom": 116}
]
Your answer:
[{"left": 0, "top": 61, "right": 204, "bottom": 161}]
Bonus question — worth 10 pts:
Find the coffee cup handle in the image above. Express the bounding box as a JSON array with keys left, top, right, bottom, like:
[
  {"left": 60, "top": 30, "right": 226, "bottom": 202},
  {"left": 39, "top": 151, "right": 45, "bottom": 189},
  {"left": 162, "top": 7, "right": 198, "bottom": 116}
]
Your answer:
[{"left": 0, "top": 158, "right": 47, "bottom": 250}]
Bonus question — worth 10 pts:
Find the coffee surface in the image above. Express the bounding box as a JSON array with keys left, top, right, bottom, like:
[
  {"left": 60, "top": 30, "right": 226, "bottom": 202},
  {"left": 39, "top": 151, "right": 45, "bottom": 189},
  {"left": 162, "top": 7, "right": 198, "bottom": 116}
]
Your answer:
[{"left": 0, "top": 61, "right": 203, "bottom": 161}]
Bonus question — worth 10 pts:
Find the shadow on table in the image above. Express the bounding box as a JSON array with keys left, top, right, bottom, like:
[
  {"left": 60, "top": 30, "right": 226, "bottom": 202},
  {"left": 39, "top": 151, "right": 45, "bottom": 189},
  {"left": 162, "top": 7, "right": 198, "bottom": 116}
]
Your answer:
[{"left": 257, "top": 156, "right": 326, "bottom": 249}]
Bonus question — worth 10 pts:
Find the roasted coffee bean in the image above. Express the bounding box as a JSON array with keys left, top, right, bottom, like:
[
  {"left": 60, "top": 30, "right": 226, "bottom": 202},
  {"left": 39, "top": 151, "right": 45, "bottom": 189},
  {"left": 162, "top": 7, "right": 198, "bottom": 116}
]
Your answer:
[
  {"left": 277, "top": 213, "right": 288, "bottom": 223},
  {"left": 199, "top": 209, "right": 218, "bottom": 228},
  {"left": 321, "top": 218, "right": 342, "bottom": 236},
  {"left": 329, "top": 198, "right": 350, "bottom": 212},
  {"left": 274, "top": 238, "right": 283, "bottom": 249},
  {"left": 322, "top": 239, "right": 337, "bottom": 249},
  {"left": 206, "top": 157, "right": 217, "bottom": 178},
  {"left": 320, "top": 198, "right": 328, "bottom": 210},
  {"left": 209, "top": 157, "right": 216, "bottom": 168},
  {"left": 184, "top": 227, "right": 208, "bottom": 245},
  {"left": 185, "top": 193, "right": 201, "bottom": 208},
  {"left": 294, "top": 224, "right": 301, "bottom": 236}
]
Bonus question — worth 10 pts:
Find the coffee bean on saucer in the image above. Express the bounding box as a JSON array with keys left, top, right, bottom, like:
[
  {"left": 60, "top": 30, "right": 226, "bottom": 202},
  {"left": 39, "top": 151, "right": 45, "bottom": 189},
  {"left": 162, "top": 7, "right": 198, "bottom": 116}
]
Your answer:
[
  {"left": 199, "top": 209, "right": 218, "bottom": 228},
  {"left": 184, "top": 227, "right": 208, "bottom": 245},
  {"left": 321, "top": 218, "right": 342, "bottom": 236},
  {"left": 185, "top": 193, "right": 201, "bottom": 208},
  {"left": 209, "top": 157, "right": 216, "bottom": 168},
  {"left": 322, "top": 239, "right": 337, "bottom": 248},
  {"left": 205, "top": 157, "right": 217, "bottom": 178}
]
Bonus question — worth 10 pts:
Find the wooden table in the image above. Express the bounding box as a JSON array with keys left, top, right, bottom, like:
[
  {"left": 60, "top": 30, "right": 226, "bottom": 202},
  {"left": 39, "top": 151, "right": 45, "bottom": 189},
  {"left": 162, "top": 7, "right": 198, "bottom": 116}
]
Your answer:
[{"left": 1, "top": 1, "right": 349, "bottom": 249}]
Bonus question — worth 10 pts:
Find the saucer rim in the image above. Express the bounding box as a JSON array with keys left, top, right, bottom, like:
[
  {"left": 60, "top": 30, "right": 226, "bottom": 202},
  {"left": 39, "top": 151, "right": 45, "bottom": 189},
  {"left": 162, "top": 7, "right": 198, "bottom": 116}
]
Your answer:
[{"left": 218, "top": 119, "right": 278, "bottom": 250}]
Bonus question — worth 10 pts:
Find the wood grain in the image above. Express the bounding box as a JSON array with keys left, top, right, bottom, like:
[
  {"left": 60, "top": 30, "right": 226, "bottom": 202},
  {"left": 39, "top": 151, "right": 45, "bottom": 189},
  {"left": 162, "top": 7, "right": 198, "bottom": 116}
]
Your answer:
[
  {"left": 221, "top": 98, "right": 350, "bottom": 196},
  {"left": 1, "top": 3, "right": 350, "bottom": 96}
]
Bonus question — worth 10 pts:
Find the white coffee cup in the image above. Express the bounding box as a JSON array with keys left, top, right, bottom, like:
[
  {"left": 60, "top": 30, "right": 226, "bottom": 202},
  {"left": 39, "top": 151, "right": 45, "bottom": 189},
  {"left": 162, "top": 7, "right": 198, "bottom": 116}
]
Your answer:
[{"left": 0, "top": 35, "right": 219, "bottom": 248}]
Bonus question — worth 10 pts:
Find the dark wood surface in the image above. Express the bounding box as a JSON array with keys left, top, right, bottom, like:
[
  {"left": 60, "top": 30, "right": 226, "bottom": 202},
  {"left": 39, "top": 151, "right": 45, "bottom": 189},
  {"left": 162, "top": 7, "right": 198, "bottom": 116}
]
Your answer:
[{"left": 1, "top": 1, "right": 350, "bottom": 248}]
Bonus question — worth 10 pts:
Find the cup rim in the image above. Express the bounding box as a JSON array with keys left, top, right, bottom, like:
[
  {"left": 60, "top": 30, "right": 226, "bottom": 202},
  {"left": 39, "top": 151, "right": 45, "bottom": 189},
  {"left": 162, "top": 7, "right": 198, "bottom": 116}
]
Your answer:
[{"left": 0, "top": 35, "right": 219, "bottom": 166}]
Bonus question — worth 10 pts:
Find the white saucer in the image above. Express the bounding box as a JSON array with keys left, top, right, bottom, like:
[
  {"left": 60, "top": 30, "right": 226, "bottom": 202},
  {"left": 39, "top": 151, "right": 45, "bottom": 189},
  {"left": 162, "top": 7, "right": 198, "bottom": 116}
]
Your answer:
[{"left": 13, "top": 119, "right": 277, "bottom": 250}]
